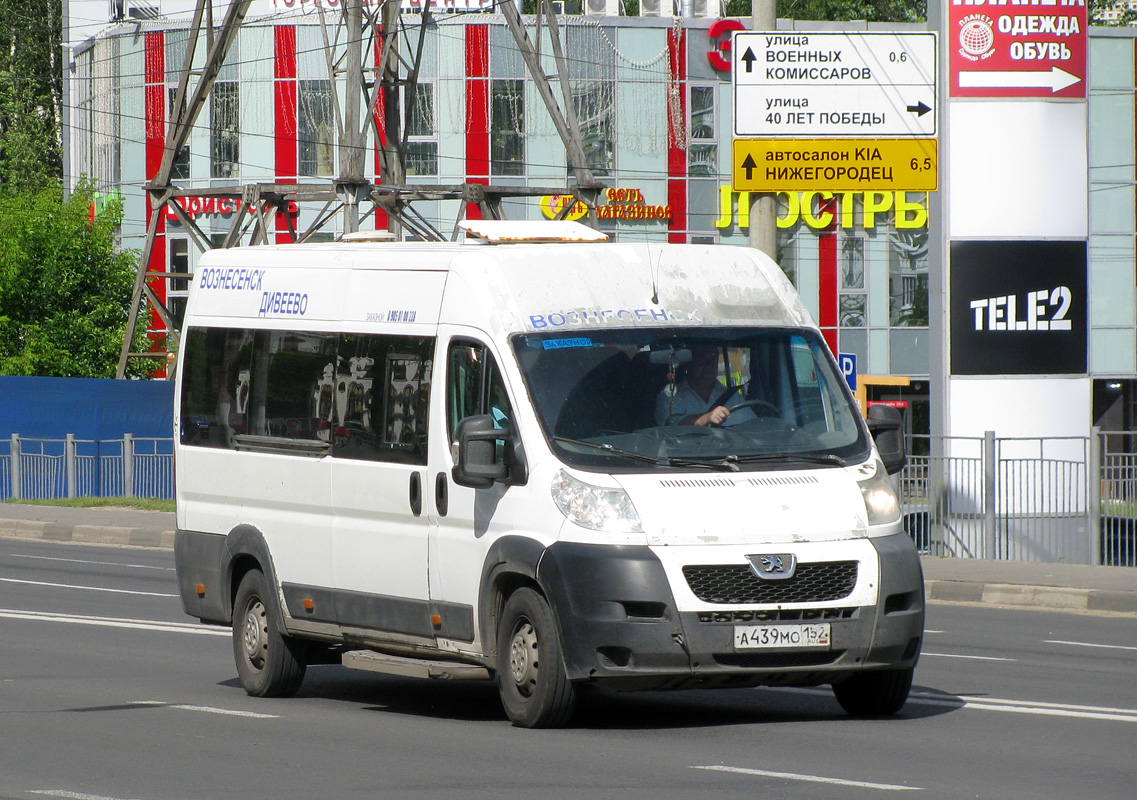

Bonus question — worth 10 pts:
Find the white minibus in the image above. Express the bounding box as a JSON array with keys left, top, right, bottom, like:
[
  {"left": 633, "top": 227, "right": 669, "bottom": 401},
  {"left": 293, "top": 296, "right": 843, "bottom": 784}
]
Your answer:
[{"left": 173, "top": 220, "right": 923, "bottom": 728}]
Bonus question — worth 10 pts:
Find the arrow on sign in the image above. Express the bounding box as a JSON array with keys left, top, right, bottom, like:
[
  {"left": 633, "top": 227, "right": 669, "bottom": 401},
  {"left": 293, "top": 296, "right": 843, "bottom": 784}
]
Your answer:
[
  {"left": 741, "top": 47, "right": 757, "bottom": 73},
  {"left": 741, "top": 154, "right": 757, "bottom": 180},
  {"left": 906, "top": 101, "right": 931, "bottom": 117},
  {"left": 958, "top": 67, "right": 1082, "bottom": 93}
]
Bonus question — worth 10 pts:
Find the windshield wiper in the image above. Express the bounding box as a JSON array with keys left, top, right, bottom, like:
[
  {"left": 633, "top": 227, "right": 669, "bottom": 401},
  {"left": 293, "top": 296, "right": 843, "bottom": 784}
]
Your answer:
[
  {"left": 552, "top": 436, "right": 735, "bottom": 471},
  {"left": 728, "top": 452, "right": 848, "bottom": 467},
  {"left": 552, "top": 436, "right": 660, "bottom": 464},
  {"left": 668, "top": 452, "right": 847, "bottom": 470}
]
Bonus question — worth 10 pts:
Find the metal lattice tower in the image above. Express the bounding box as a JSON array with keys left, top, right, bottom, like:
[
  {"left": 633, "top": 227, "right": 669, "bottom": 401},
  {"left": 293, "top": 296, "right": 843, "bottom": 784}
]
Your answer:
[{"left": 117, "top": 0, "right": 602, "bottom": 379}]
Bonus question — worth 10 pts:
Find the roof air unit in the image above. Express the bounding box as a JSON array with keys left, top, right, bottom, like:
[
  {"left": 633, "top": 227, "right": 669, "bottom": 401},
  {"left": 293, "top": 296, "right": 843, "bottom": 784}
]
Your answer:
[
  {"left": 639, "top": 0, "right": 675, "bottom": 17},
  {"left": 585, "top": 0, "right": 619, "bottom": 15}
]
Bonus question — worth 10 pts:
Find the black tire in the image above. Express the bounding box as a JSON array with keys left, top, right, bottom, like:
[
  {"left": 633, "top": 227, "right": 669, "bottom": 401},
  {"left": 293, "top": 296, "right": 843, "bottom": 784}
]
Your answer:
[
  {"left": 232, "top": 568, "right": 307, "bottom": 698},
  {"left": 496, "top": 587, "right": 576, "bottom": 728},
  {"left": 832, "top": 667, "right": 914, "bottom": 717}
]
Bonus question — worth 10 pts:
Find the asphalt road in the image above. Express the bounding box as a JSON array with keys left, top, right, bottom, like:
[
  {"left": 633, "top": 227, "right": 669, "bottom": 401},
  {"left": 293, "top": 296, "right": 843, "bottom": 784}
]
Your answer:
[{"left": 1, "top": 537, "right": 1135, "bottom": 800}]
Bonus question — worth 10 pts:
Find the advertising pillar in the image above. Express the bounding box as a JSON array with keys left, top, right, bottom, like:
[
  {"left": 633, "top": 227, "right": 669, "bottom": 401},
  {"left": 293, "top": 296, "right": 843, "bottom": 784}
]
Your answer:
[{"left": 938, "top": 0, "right": 1090, "bottom": 556}]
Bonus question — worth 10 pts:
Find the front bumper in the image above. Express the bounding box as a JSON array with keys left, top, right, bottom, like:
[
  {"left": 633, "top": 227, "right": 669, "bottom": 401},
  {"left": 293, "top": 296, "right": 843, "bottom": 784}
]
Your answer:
[{"left": 537, "top": 533, "right": 924, "bottom": 690}]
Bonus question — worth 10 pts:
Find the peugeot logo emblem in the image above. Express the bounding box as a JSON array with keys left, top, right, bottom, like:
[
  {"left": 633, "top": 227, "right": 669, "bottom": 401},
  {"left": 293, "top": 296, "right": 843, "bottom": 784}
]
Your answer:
[{"left": 746, "top": 553, "right": 797, "bottom": 581}]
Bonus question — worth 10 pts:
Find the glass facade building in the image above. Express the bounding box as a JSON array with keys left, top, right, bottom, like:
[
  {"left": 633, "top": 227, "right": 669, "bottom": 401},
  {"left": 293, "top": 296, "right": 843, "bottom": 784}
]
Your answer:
[{"left": 63, "top": 10, "right": 1137, "bottom": 435}]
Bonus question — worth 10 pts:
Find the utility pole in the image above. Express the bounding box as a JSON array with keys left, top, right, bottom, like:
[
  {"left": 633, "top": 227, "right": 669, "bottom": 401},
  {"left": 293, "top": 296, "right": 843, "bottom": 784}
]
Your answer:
[
  {"left": 749, "top": 0, "right": 777, "bottom": 261},
  {"left": 379, "top": 0, "right": 404, "bottom": 239},
  {"left": 340, "top": 0, "right": 365, "bottom": 235}
]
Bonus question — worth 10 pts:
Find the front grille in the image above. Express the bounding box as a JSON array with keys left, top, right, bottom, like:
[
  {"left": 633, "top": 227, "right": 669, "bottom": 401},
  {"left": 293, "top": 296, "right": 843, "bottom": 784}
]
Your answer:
[
  {"left": 697, "top": 607, "right": 857, "bottom": 623},
  {"left": 715, "top": 650, "right": 846, "bottom": 669},
  {"left": 683, "top": 561, "right": 858, "bottom": 604}
]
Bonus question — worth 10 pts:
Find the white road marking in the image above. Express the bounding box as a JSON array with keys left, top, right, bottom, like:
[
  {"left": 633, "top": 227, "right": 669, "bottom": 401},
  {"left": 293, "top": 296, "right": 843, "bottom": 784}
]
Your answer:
[
  {"left": 0, "top": 577, "right": 177, "bottom": 597},
  {"left": 30, "top": 791, "right": 144, "bottom": 800},
  {"left": 910, "top": 692, "right": 1137, "bottom": 723},
  {"left": 693, "top": 765, "right": 921, "bottom": 791},
  {"left": 919, "top": 651, "right": 1016, "bottom": 662},
  {"left": 13, "top": 553, "right": 175, "bottom": 571},
  {"left": 129, "top": 700, "right": 279, "bottom": 719},
  {"left": 1045, "top": 639, "right": 1137, "bottom": 653},
  {"left": 0, "top": 608, "right": 227, "bottom": 636},
  {"left": 776, "top": 686, "right": 1137, "bottom": 723}
]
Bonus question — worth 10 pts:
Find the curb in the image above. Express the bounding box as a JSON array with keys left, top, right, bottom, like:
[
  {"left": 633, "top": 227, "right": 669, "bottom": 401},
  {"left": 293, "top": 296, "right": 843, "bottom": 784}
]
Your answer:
[
  {"left": 0, "top": 519, "right": 176, "bottom": 550},
  {"left": 925, "top": 579, "right": 1137, "bottom": 615}
]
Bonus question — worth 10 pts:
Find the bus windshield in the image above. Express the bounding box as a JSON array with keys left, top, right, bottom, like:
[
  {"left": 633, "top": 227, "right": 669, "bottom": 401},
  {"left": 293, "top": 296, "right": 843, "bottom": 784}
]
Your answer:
[{"left": 510, "top": 327, "right": 870, "bottom": 472}]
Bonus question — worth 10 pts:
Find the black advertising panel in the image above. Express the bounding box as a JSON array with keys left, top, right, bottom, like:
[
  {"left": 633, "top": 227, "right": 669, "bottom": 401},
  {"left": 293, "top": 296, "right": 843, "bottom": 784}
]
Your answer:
[{"left": 950, "top": 240, "right": 1087, "bottom": 376}]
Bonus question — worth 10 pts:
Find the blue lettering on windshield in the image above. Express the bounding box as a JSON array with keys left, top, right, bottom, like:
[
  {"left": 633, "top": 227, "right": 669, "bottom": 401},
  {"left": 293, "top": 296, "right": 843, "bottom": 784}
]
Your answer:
[
  {"left": 542, "top": 338, "right": 594, "bottom": 350},
  {"left": 529, "top": 308, "right": 680, "bottom": 329}
]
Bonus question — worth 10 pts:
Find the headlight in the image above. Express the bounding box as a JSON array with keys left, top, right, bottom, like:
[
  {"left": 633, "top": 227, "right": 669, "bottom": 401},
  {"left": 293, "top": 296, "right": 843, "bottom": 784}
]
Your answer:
[
  {"left": 858, "top": 460, "right": 901, "bottom": 525},
  {"left": 550, "top": 469, "right": 643, "bottom": 533}
]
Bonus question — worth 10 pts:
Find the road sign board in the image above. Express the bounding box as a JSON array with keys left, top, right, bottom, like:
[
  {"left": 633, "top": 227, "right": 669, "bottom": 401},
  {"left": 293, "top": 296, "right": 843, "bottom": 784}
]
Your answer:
[
  {"left": 839, "top": 353, "right": 858, "bottom": 391},
  {"left": 732, "top": 31, "right": 937, "bottom": 138},
  {"left": 949, "top": 5, "right": 1087, "bottom": 99},
  {"left": 732, "top": 138, "right": 938, "bottom": 193}
]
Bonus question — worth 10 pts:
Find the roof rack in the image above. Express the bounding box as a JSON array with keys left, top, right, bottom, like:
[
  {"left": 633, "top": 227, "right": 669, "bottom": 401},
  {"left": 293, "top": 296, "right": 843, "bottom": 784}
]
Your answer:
[
  {"left": 458, "top": 219, "right": 609, "bottom": 244},
  {"left": 339, "top": 230, "right": 398, "bottom": 243}
]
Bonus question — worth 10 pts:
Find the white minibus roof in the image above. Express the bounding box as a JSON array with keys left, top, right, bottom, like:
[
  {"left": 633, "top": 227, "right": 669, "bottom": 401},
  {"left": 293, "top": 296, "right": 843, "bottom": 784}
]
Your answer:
[{"left": 186, "top": 227, "right": 815, "bottom": 335}]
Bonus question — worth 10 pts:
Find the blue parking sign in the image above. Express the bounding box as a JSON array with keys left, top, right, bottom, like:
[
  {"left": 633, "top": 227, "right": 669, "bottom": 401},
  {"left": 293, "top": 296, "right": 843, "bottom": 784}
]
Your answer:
[{"left": 838, "top": 353, "right": 857, "bottom": 391}]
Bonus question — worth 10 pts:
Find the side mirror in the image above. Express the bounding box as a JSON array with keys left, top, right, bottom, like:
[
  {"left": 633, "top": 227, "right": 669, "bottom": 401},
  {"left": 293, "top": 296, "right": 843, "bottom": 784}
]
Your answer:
[
  {"left": 867, "top": 404, "right": 907, "bottom": 475},
  {"left": 451, "top": 415, "right": 526, "bottom": 489}
]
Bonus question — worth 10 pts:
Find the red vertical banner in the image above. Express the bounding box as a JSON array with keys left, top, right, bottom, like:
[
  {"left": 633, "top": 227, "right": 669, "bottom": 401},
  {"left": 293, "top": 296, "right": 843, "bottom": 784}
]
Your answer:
[
  {"left": 817, "top": 196, "right": 839, "bottom": 356},
  {"left": 144, "top": 31, "right": 167, "bottom": 372},
  {"left": 275, "top": 26, "right": 298, "bottom": 243},
  {"left": 465, "top": 24, "right": 490, "bottom": 220},
  {"left": 667, "top": 27, "right": 687, "bottom": 243},
  {"left": 373, "top": 35, "right": 389, "bottom": 231}
]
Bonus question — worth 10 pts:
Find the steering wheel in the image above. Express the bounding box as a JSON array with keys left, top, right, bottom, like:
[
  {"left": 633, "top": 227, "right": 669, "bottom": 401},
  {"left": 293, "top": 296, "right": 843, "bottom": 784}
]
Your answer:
[{"left": 727, "top": 399, "right": 781, "bottom": 417}]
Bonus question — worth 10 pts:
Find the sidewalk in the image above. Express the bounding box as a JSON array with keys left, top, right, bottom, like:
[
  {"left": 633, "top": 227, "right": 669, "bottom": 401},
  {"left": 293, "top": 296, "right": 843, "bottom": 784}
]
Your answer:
[
  {"left": 1, "top": 504, "right": 1134, "bottom": 615},
  {"left": 0, "top": 503, "right": 176, "bottom": 550}
]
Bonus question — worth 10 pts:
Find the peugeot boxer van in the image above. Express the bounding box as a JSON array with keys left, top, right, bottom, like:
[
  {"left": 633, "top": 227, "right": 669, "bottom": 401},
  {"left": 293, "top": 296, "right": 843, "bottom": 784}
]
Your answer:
[{"left": 173, "top": 220, "right": 923, "bottom": 728}]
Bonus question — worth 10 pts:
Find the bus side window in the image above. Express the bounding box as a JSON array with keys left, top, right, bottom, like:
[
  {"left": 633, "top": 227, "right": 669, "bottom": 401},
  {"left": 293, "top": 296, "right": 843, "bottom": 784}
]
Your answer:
[{"left": 334, "top": 333, "right": 433, "bottom": 465}]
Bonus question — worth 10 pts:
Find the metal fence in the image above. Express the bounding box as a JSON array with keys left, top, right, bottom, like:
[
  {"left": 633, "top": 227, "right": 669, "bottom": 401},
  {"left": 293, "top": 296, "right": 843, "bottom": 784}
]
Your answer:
[
  {"left": 0, "top": 434, "right": 174, "bottom": 502},
  {"left": 2, "top": 428, "right": 1135, "bottom": 566},
  {"left": 901, "top": 430, "right": 1137, "bottom": 567}
]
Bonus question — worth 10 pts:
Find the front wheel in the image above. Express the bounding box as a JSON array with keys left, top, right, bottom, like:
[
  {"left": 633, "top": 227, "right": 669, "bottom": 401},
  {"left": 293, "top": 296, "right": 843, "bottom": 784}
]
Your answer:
[
  {"left": 832, "top": 667, "right": 914, "bottom": 717},
  {"left": 496, "top": 587, "right": 576, "bottom": 728},
  {"left": 232, "top": 568, "right": 307, "bottom": 698}
]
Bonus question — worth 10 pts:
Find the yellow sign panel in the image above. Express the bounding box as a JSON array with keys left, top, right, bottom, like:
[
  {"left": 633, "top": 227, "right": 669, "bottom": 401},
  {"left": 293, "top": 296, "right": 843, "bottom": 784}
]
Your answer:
[{"left": 732, "top": 138, "right": 938, "bottom": 193}]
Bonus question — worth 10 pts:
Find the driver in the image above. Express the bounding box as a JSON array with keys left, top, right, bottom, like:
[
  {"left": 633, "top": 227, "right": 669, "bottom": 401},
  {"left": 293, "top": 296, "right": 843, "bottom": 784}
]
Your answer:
[{"left": 655, "top": 344, "right": 752, "bottom": 427}]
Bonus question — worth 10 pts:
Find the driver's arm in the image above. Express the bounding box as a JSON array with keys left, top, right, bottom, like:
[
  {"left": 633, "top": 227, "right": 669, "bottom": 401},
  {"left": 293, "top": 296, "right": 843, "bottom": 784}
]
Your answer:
[{"left": 689, "top": 406, "right": 730, "bottom": 427}]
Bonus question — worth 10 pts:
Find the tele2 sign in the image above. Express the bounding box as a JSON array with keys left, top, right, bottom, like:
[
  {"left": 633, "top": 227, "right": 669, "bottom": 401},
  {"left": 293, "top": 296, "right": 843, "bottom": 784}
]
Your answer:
[{"left": 733, "top": 32, "right": 937, "bottom": 138}]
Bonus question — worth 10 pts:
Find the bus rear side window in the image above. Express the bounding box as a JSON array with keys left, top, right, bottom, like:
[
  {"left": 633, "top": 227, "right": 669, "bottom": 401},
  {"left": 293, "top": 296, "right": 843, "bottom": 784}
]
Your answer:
[{"left": 180, "top": 326, "right": 433, "bottom": 464}]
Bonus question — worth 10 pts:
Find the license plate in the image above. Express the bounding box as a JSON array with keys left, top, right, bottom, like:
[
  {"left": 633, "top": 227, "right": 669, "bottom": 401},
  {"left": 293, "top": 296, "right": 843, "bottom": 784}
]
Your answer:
[{"left": 733, "top": 623, "right": 831, "bottom": 650}]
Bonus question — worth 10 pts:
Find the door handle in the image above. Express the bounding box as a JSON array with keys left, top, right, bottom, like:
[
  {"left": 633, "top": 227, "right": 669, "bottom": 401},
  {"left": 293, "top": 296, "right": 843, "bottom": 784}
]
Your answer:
[
  {"left": 409, "top": 471, "right": 422, "bottom": 517},
  {"left": 435, "top": 472, "right": 449, "bottom": 517}
]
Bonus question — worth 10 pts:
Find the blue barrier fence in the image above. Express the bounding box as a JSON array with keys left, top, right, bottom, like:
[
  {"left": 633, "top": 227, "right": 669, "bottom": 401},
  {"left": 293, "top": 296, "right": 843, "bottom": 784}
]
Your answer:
[
  {"left": 0, "top": 376, "right": 175, "bottom": 500},
  {"left": 0, "top": 435, "right": 174, "bottom": 501}
]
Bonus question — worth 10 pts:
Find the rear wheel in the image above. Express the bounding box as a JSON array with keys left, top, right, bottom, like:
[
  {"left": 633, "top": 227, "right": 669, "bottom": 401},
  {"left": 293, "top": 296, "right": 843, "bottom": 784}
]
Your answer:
[
  {"left": 232, "top": 568, "right": 307, "bottom": 698},
  {"left": 832, "top": 667, "right": 914, "bottom": 717},
  {"left": 496, "top": 587, "right": 576, "bottom": 728}
]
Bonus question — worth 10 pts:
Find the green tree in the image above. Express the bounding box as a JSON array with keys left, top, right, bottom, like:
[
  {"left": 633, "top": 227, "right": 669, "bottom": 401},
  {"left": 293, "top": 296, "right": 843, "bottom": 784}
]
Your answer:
[
  {"left": 0, "top": 0, "right": 63, "bottom": 190},
  {"left": 0, "top": 182, "right": 149, "bottom": 378},
  {"left": 1090, "top": 0, "right": 1135, "bottom": 25}
]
